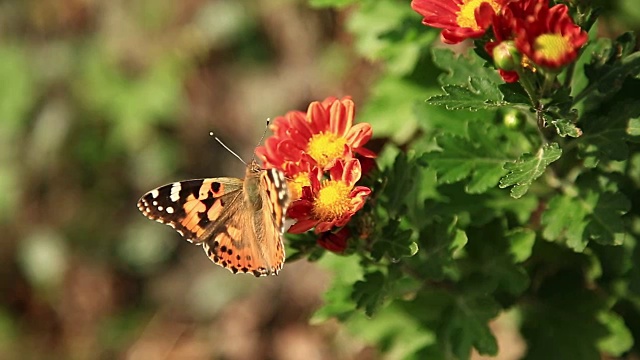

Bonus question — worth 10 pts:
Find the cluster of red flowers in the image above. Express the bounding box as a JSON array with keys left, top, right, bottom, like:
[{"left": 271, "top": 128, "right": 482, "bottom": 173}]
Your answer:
[
  {"left": 256, "top": 97, "right": 375, "bottom": 252},
  {"left": 411, "top": 0, "right": 588, "bottom": 82}
]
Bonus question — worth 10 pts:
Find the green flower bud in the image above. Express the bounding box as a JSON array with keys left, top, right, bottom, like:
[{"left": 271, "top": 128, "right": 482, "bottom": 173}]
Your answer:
[{"left": 492, "top": 41, "right": 520, "bottom": 71}]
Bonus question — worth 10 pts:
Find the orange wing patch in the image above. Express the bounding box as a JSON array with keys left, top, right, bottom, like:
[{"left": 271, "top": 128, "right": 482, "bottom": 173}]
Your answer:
[{"left": 203, "top": 222, "right": 272, "bottom": 276}]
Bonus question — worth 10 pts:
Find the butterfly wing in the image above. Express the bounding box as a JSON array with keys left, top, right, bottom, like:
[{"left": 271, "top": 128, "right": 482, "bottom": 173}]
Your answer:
[
  {"left": 137, "top": 178, "right": 244, "bottom": 243},
  {"left": 254, "top": 168, "right": 290, "bottom": 275}
]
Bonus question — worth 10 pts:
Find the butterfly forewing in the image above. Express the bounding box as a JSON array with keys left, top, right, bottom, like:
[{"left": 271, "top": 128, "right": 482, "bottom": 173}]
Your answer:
[{"left": 137, "top": 178, "right": 243, "bottom": 243}]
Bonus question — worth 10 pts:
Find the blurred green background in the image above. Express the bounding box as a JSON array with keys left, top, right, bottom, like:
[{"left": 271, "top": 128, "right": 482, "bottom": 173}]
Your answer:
[
  {"left": 2, "top": 0, "right": 640, "bottom": 359},
  {"left": 0, "top": 0, "right": 375, "bottom": 358}
]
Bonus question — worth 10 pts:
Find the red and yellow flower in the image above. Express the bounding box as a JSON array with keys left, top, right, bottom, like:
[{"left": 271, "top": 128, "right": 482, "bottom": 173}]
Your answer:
[
  {"left": 256, "top": 97, "right": 374, "bottom": 174},
  {"left": 287, "top": 159, "right": 371, "bottom": 234},
  {"left": 257, "top": 97, "right": 375, "bottom": 244},
  {"left": 486, "top": 0, "right": 587, "bottom": 79},
  {"left": 411, "top": 0, "right": 507, "bottom": 44},
  {"left": 414, "top": 0, "right": 588, "bottom": 82},
  {"left": 512, "top": 1, "right": 588, "bottom": 69}
]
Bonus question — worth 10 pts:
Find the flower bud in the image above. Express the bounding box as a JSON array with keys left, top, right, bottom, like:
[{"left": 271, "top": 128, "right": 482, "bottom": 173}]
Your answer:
[
  {"left": 502, "top": 109, "right": 525, "bottom": 129},
  {"left": 492, "top": 41, "right": 520, "bottom": 71}
]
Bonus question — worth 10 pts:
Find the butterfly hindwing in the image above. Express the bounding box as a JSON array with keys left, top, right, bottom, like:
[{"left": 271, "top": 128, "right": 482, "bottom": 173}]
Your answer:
[
  {"left": 201, "top": 205, "right": 275, "bottom": 276},
  {"left": 137, "top": 178, "right": 244, "bottom": 243}
]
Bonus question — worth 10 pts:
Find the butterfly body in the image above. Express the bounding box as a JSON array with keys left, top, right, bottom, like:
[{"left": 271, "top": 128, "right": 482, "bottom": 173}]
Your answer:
[{"left": 137, "top": 160, "right": 290, "bottom": 277}]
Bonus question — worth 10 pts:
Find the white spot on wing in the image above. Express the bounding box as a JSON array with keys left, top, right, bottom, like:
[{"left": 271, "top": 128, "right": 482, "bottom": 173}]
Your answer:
[
  {"left": 170, "top": 182, "right": 182, "bottom": 202},
  {"left": 157, "top": 206, "right": 164, "bottom": 211},
  {"left": 151, "top": 189, "right": 159, "bottom": 198},
  {"left": 166, "top": 206, "right": 174, "bottom": 214},
  {"left": 152, "top": 201, "right": 158, "bottom": 206}
]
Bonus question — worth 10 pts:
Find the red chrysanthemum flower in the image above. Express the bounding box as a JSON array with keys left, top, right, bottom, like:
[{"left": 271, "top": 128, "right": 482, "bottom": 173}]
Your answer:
[
  {"left": 411, "top": 0, "right": 507, "bottom": 44},
  {"left": 287, "top": 159, "right": 371, "bottom": 234},
  {"left": 256, "top": 97, "right": 375, "bottom": 175},
  {"left": 317, "top": 228, "right": 350, "bottom": 253},
  {"left": 512, "top": 1, "right": 588, "bottom": 69}
]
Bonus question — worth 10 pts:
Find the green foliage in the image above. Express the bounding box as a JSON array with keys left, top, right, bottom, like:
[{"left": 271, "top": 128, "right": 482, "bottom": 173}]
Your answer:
[
  {"left": 427, "top": 48, "right": 509, "bottom": 111},
  {"left": 300, "top": 1, "right": 640, "bottom": 359},
  {"left": 541, "top": 175, "right": 630, "bottom": 251},
  {"left": 421, "top": 121, "right": 512, "bottom": 194},
  {"left": 499, "top": 142, "right": 562, "bottom": 199}
]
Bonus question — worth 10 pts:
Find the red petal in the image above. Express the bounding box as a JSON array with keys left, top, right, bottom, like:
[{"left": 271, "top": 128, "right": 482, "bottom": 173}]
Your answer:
[
  {"left": 287, "top": 199, "right": 313, "bottom": 219},
  {"left": 341, "top": 158, "right": 362, "bottom": 186},
  {"left": 355, "top": 147, "right": 377, "bottom": 158},
  {"left": 315, "top": 221, "right": 338, "bottom": 234},
  {"left": 475, "top": 2, "right": 497, "bottom": 29},
  {"left": 307, "top": 101, "right": 329, "bottom": 133},
  {"left": 345, "top": 123, "right": 373, "bottom": 149},
  {"left": 288, "top": 219, "right": 318, "bottom": 234},
  {"left": 499, "top": 69, "right": 519, "bottom": 83},
  {"left": 331, "top": 98, "right": 354, "bottom": 136},
  {"left": 317, "top": 229, "right": 349, "bottom": 253}
]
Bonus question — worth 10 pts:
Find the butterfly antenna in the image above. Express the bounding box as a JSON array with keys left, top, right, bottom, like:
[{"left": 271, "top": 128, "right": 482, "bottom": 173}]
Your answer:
[
  {"left": 251, "top": 118, "right": 271, "bottom": 162},
  {"left": 209, "top": 132, "right": 248, "bottom": 166}
]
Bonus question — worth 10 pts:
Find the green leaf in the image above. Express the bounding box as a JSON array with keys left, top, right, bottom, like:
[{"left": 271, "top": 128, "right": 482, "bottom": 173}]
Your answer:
[
  {"left": 465, "top": 222, "right": 531, "bottom": 297},
  {"left": 432, "top": 47, "right": 502, "bottom": 87},
  {"left": 379, "top": 151, "right": 420, "bottom": 218},
  {"left": 577, "top": 33, "right": 640, "bottom": 107},
  {"left": 498, "top": 83, "right": 530, "bottom": 105},
  {"left": 550, "top": 118, "right": 583, "bottom": 137},
  {"left": 427, "top": 82, "right": 508, "bottom": 111},
  {"left": 507, "top": 228, "right": 536, "bottom": 263},
  {"left": 352, "top": 271, "right": 387, "bottom": 317},
  {"left": 541, "top": 175, "right": 630, "bottom": 251},
  {"left": 521, "top": 273, "right": 609, "bottom": 360},
  {"left": 371, "top": 219, "right": 419, "bottom": 262},
  {"left": 419, "top": 217, "right": 467, "bottom": 281},
  {"left": 441, "top": 294, "right": 500, "bottom": 358},
  {"left": 542, "top": 193, "right": 591, "bottom": 251},
  {"left": 421, "top": 122, "right": 512, "bottom": 194},
  {"left": 427, "top": 47, "right": 512, "bottom": 111},
  {"left": 542, "top": 86, "right": 582, "bottom": 138},
  {"left": 597, "top": 310, "right": 634, "bottom": 356},
  {"left": 499, "top": 143, "right": 562, "bottom": 199},
  {"left": 628, "top": 117, "right": 640, "bottom": 135},
  {"left": 577, "top": 85, "right": 640, "bottom": 166}
]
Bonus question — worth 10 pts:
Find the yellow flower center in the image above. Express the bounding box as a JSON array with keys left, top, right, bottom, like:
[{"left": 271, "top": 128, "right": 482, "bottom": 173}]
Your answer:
[
  {"left": 456, "top": 0, "right": 501, "bottom": 30},
  {"left": 533, "top": 34, "right": 572, "bottom": 63},
  {"left": 288, "top": 172, "right": 310, "bottom": 200},
  {"left": 312, "top": 180, "right": 352, "bottom": 221},
  {"left": 306, "top": 132, "right": 347, "bottom": 168}
]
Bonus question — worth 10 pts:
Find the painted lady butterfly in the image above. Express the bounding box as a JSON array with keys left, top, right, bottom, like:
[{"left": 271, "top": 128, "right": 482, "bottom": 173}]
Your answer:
[{"left": 137, "top": 159, "right": 290, "bottom": 277}]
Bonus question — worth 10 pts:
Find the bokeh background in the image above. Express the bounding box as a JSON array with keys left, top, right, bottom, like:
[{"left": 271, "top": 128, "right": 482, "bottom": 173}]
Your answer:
[
  {"left": 2, "top": 0, "right": 640, "bottom": 359},
  {"left": 0, "top": 1, "right": 377, "bottom": 358}
]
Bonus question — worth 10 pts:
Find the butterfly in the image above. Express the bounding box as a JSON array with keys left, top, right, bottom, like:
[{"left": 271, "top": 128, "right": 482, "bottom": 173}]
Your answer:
[{"left": 137, "top": 159, "right": 290, "bottom": 277}]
